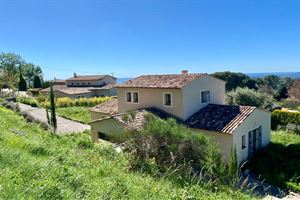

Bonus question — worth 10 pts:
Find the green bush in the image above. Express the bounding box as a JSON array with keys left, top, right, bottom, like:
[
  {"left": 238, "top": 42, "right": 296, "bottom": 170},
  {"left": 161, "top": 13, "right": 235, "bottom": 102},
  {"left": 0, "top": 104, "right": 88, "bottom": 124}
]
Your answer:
[
  {"left": 271, "top": 110, "right": 300, "bottom": 129},
  {"left": 17, "top": 96, "right": 38, "bottom": 107},
  {"left": 40, "top": 96, "right": 112, "bottom": 108},
  {"left": 226, "top": 87, "right": 273, "bottom": 110},
  {"left": 124, "top": 114, "right": 226, "bottom": 184}
]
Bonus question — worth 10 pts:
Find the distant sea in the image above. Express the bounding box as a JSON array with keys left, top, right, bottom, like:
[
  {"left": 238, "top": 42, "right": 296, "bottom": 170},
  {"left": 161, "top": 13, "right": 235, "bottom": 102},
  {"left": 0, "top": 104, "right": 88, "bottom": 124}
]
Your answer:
[
  {"left": 246, "top": 72, "right": 300, "bottom": 79},
  {"left": 117, "top": 72, "right": 300, "bottom": 82}
]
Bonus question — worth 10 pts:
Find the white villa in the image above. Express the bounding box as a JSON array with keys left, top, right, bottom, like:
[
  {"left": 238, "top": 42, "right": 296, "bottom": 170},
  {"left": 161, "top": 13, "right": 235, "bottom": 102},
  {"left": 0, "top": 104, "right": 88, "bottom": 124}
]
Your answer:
[{"left": 89, "top": 71, "right": 271, "bottom": 165}]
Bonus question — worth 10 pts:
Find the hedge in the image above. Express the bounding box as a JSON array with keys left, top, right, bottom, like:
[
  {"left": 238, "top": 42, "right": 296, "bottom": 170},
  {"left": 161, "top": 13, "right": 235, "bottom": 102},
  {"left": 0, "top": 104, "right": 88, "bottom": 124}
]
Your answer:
[{"left": 271, "top": 110, "right": 300, "bottom": 129}]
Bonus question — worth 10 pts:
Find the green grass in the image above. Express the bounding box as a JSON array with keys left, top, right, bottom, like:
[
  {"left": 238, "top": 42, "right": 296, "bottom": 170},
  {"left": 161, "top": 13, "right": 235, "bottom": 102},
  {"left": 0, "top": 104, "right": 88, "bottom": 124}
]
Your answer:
[
  {"left": 56, "top": 106, "right": 91, "bottom": 123},
  {"left": 250, "top": 130, "right": 300, "bottom": 192},
  {"left": 0, "top": 106, "right": 255, "bottom": 199}
]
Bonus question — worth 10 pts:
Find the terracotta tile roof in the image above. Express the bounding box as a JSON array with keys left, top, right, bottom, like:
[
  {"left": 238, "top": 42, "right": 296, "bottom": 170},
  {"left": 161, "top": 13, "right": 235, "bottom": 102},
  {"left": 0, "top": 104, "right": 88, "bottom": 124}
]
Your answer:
[
  {"left": 41, "top": 85, "right": 67, "bottom": 92},
  {"left": 90, "top": 98, "right": 118, "bottom": 114},
  {"left": 57, "top": 87, "right": 93, "bottom": 95},
  {"left": 66, "top": 75, "right": 116, "bottom": 81},
  {"left": 89, "top": 103, "right": 256, "bottom": 134},
  {"left": 88, "top": 84, "right": 115, "bottom": 90},
  {"left": 116, "top": 73, "right": 206, "bottom": 89},
  {"left": 41, "top": 84, "right": 114, "bottom": 95},
  {"left": 184, "top": 104, "right": 256, "bottom": 134}
]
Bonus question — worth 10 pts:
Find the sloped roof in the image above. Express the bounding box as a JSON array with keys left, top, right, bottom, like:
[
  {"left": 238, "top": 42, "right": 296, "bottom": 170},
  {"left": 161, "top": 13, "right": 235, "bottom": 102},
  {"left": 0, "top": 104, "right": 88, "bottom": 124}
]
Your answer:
[
  {"left": 90, "top": 98, "right": 118, "bottom": 114},
  {"left": 66, "top": 75, "right": 116, "bottom": 81},
  {"left": 184, "top": 104, "right": 256, "bottom": 134},
  {"left": 89, "top": 103, "right": 256, "bottom": 134},
  {"left": 41, "top": 84, "right": 114, "bottom": 95},
  {"left": 116, "top": 73, "right": 206, "bottom": 89},
  {"left": 58, "top": 87, "right": 93, "bottom": 95}
]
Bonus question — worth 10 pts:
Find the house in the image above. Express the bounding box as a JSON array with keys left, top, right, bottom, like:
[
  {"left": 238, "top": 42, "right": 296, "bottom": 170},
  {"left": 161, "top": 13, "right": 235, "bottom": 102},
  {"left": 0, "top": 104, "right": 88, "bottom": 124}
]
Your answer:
[
  {"left": 89, "top": 71, "right": 271, "bottom": 165},
  {"left": 41, "top": 73, "right": 117, "bottom": 99}
]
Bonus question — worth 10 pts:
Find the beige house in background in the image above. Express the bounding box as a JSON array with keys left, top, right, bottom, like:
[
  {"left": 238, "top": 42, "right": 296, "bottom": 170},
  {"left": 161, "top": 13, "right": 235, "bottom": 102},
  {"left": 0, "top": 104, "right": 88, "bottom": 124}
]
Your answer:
[
  {"left": 41, "top": 74, "right": 117, "bottom": 99},
  {"left": 89, "top": 71, "right": 271, "bottom": 165}
]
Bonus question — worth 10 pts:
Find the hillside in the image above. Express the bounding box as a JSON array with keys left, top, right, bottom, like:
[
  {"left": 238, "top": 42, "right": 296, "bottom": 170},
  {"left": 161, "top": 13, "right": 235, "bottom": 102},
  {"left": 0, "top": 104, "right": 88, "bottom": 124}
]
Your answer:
[
  {"left": 287, "top": 79, "right": 300, "bottom": 104},
  {"left": 0, "top": 106, "right": 254, "bottom": 199}
]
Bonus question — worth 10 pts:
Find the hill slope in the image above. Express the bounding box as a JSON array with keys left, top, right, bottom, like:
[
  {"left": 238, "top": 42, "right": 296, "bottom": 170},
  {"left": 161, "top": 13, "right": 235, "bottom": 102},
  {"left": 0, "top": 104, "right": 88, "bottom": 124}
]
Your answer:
[{"left": 0, "top": 106, "right": 254, "bottom": 199}]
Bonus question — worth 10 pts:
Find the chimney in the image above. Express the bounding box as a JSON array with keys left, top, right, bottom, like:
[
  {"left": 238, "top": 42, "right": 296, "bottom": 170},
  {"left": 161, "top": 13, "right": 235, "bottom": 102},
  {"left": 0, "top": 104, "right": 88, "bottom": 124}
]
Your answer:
[
  {"left": 73, "top": 73, "right": 77, "bottom": 78},
  {"left": 181, "top": 70, "right": 188, "bottom": 75}
]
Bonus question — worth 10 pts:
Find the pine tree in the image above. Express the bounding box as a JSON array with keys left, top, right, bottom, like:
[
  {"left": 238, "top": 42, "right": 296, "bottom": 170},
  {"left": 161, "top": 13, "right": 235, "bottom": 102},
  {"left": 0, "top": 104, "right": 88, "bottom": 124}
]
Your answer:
[
  {"left": 18, "top": 68, "right": 27, "bottom": 91},
  {"left": 50, "top": 86, "right": 57, "bottom": 132},
  {"left": 33, "top": 75, "right": 42, "bottom": 88},
  {"left": 46, "top": 108, "right": 50, "bottom": 125}
]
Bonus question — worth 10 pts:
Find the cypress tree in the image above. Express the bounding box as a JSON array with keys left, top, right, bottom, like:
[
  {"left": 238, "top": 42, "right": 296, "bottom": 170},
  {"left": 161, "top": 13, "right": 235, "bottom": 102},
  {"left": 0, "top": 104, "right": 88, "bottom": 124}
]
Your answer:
[
  {"left": 18, "top": 68, "right": 27, "bottom": 91},
  {"left": 33, "top": 75, "right": 42, "bottom": 88},
  {"left": 50, "top": 86, "right": 57, "bottom": 132}
]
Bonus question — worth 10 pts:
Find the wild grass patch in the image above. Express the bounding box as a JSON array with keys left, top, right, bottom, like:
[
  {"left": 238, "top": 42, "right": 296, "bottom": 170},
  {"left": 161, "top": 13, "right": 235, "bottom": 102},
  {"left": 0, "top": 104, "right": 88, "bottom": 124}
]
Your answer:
[{"left": 0, "top": 106, "right": 254, "bottom": 199}]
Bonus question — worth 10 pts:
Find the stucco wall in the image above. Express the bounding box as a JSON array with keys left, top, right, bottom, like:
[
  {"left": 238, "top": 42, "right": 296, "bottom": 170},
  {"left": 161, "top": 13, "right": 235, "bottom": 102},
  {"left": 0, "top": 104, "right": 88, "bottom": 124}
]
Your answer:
[
  {"left": 117, "top": 88, "right": 184, "bottom": 119},
  {"left": 91, "top": 111, "right": 111, "bottom": 121},
  {"left": 182, "top": 75, "right": 225, "bottom": 120},
  {"left": 195, "top": 129, "right": 233, "bottom": 163},
  {"left": 233, "top": 109, "right": 271, "bottom": 165},
  {"left": 66, "top": 76, "right": 116, "bottom": 87},
  {"left": 90, "top": 118, "right": 127, "bottom": 142}
]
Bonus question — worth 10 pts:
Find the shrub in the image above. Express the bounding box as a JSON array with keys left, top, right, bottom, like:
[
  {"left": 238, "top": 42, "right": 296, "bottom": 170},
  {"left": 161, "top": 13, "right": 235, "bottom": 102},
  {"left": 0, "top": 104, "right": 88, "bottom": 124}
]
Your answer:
[
  {"left": 40, "top": 97, "right": 112, "bottom": 108},
  {"left": 77, "top": 138, "right": 94, "bottom": 149},
  {"left": 17, "top": 96, "right": 38, "bottom": 107},
  {"left": 124, "top": 114, "right": 226, "bottom": 183},
  {"left": 226, "top": 87, "right": 273, "bottom": 110},
  {"left": 271, "top": 110, "right": 300, "bottom": 130}
]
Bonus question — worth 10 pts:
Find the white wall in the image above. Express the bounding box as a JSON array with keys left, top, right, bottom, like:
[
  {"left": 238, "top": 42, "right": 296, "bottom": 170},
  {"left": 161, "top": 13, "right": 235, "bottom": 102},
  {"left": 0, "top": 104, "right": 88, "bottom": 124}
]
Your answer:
[
  {"left": 117, "top": 87, "right": 184, "bottom": 119},
  {"left": 233, "top": 109, "right": 271, "bottom": 165},
  {"left": 182, "top": 75, "right": 225, "bottom": 120},
  {"left": 66, "top": 76, "right": 116, "bottom": 87},
  {"left": 196, "top": 129, "right": 233, "bottom": 163}
]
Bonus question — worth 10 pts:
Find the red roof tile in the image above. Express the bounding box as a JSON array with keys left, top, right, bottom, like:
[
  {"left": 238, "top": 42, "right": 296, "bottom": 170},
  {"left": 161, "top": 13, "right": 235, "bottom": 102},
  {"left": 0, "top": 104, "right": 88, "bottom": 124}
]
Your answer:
[{"left": 116, "top": 73, "right": 206, "bottom": 89}]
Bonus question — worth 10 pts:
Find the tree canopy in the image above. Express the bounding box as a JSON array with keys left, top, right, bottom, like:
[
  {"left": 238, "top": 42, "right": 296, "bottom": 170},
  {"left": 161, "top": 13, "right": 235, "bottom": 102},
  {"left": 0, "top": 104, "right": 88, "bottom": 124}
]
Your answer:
[
  {"left": 0, "top": 52, "right": 43, "bottom": 89},
  {"left": 33, "top": 75, "right": 42, "bottom": 88},
  {"left": 226, "top": 87, "right": 273, "bottom": 110},
  {"left": 212, "top": 71, "right": 257, "bottom": 91}
]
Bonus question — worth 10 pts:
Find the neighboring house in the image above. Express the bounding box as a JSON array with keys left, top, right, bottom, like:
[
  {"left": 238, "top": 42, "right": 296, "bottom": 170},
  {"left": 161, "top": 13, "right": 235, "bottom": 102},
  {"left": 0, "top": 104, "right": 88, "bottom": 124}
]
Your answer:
[
  {"left": 89, "top": 71, "right": 271, "bottom": 165},
  {"left": 50, "top": 78, "right": 66, "bottom": 86},
  {"left": 41, "top": 73, "right": 117, "bottom": 99}
]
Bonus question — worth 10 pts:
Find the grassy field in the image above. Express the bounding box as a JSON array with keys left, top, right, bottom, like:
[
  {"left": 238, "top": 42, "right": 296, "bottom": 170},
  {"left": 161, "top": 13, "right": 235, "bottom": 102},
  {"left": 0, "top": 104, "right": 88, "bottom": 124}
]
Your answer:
[
  {"left": 250, "top": 130, "right": 300, "bottom": 192},
  {"left": 56, "top": 106, "right": 91, "bottom": 124},
  {"left": 0, "top": 106, "right": 254, "bottom": 199}
]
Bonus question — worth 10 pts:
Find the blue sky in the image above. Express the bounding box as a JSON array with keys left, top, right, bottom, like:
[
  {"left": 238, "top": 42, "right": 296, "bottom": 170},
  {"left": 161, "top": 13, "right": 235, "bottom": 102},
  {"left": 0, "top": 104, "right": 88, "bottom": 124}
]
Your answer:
[{"left": 0, "top": 0, "right": 299, "bottom": 80}]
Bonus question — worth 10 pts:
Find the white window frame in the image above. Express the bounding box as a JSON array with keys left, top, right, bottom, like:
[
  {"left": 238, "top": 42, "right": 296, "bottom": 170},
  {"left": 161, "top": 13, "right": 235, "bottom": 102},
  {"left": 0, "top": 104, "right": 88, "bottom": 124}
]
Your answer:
[
  {"left": 163, "top": 92, "right": 173, "bottom": 107},
  {"left": 132, "top": 91, "right": 139, "bottom": 104},
  {"left": 200, "top": 90, "right": 210, "bottom": 103},
  {"left": 125, "top": 91, "right": 139, "bottom": 104}
]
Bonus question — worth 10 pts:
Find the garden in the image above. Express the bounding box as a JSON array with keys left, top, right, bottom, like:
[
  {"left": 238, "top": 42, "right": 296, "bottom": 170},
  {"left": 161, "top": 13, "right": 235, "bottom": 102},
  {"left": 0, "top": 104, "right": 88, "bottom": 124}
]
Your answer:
[{"left": 16, "top": 95, "right": 112, "bottom": 123}]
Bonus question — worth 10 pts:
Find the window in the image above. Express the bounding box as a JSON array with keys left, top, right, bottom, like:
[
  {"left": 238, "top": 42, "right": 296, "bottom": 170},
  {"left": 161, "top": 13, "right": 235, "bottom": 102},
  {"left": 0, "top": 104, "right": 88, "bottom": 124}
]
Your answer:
[
  {"left": 201, "top": 90, "right": 210, "bottom": 103},
  {"left": 133, "top": 92, "right": 139, "bottom": 103},
  {"left": 82, "top": 82, "right": 84, "bottom": 85},
  {"left": 77, "top": 82, "right": 79, "bottom": 86},
  {"left": 242, "top": 135, "right": 246, "bottom": 149},
  {"left": 88, "top": 82, "right": 90, "bottom": 85},
  {"left": 126, "top": 92, "right": 132, "bottom": 102},
  {"left": 163, "top": 93, "right": 172, "bottom": 107},
  {"left": 71, "top": 82, "right": 74, "bottom": 86},
  {"left": 125, "top": 91, "right": 139, "bottom": 103}
]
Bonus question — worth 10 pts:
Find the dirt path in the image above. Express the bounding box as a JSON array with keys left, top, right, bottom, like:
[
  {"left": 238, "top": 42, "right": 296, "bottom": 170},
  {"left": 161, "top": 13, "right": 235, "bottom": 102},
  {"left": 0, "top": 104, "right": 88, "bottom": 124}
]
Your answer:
[{"left": 18, "top": 103, "right": 90, "bottom": 134}]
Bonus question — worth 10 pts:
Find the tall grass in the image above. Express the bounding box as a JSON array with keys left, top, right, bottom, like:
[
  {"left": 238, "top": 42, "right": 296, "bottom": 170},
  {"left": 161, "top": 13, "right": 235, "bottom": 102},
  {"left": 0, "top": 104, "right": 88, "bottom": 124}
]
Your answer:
[
  {"left": 0, "top": 106, "right": 254, "bottom": 199},
  {"left": 250, "top": 130, "right": 300, "bottom": 192}
]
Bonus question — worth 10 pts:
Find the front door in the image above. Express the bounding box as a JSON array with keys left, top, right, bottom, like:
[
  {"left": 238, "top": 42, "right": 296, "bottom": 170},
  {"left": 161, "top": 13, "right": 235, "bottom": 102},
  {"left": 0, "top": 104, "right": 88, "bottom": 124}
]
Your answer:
[{"left": 248, "top": 126, "right": 262, "bottom": 158}]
